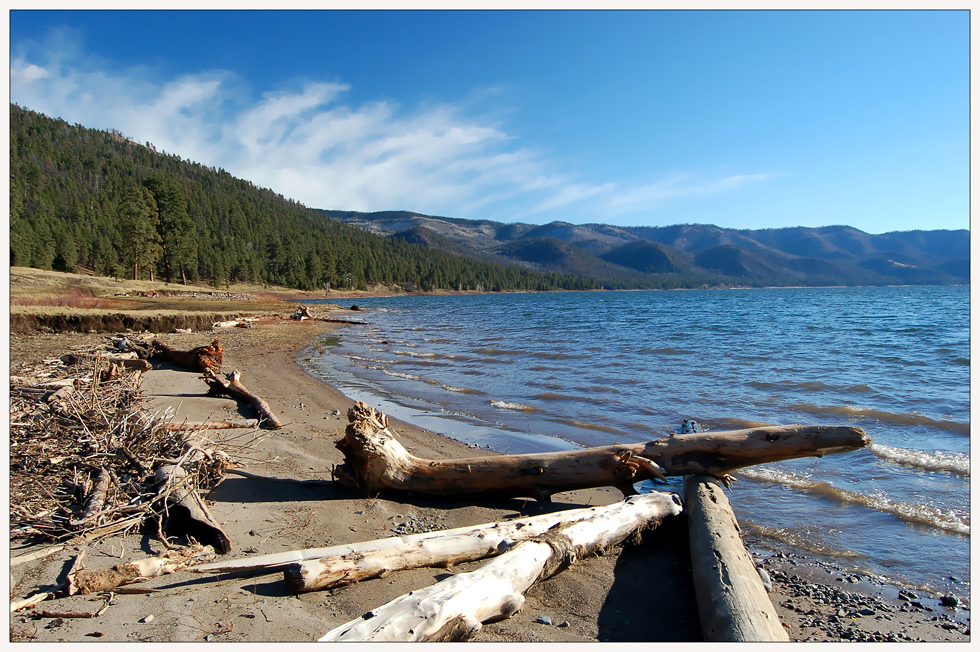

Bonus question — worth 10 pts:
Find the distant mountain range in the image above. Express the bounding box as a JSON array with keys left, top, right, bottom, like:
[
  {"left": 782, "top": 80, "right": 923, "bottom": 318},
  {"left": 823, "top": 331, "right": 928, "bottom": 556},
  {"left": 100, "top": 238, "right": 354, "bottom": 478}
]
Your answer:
[{"left": 317, "top": 210, "right": 970, "bottom": 288}]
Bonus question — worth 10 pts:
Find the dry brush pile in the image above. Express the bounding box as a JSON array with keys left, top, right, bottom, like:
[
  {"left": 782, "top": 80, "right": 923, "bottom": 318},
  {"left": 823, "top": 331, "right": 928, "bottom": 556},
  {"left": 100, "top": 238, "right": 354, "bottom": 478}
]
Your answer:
[{"left": 9, "top": 338, "right": 231, "bottom": 550}]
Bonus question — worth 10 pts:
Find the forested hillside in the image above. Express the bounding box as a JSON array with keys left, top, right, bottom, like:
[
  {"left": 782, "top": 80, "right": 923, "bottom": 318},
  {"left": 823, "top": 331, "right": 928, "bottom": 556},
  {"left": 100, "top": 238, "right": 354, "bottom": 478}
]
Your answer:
[{"left": 9, "top": 104, "right": 600, "bottom": 292}]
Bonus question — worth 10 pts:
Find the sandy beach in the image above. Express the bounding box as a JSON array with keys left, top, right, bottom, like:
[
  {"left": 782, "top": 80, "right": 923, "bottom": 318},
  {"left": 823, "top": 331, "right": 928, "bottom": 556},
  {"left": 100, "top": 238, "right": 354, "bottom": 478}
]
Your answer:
[{"left": 8, "top": 313, "right": 970, "bottom": 643}]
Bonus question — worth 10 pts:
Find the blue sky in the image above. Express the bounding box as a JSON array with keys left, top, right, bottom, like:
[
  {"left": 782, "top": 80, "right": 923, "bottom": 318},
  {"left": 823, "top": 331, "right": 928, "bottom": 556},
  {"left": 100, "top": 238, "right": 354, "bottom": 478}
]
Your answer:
[{"left": 8, "top": 9, "right": 969, "bottom": 233}]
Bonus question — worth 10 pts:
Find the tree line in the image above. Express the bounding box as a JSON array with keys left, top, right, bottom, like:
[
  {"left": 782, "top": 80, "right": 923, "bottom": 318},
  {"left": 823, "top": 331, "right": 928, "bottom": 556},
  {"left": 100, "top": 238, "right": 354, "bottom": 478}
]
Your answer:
[{"left": 10, "top": 104, "right": 619, "bottom": 293}]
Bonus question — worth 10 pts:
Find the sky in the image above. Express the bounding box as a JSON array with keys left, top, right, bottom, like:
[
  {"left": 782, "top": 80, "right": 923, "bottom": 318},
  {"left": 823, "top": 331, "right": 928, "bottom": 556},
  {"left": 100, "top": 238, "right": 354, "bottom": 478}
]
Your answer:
[{"left": 7, "top": 9, "right": 970, "bottom": 234}]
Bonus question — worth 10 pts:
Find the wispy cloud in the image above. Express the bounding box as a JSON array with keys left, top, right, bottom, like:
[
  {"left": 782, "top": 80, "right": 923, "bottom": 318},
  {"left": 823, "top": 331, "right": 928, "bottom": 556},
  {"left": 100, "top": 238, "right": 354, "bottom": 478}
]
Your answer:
[
  {"left": 10, "top": 30, "right": 771, "bottom": 225},
  {"left": 609, "top": 173, "right": 772, "bottom": 209}
]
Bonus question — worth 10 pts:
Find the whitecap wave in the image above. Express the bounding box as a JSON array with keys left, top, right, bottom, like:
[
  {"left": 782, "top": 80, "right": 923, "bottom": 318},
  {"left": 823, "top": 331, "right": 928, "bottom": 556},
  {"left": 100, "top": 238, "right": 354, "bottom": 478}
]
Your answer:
[
  {"left": 738, "top": 467, "right": 969, "bottom": 536},
  {"left": 490, "top": 400, "right": 537, "bottom": 412},
  {"left": 870, "top": 443, "right": 969, "bottom": 476}
]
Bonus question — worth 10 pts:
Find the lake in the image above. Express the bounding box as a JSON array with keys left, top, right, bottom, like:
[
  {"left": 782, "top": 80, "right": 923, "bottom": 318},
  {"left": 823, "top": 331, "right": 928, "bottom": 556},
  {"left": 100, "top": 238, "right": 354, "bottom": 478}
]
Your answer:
[{"left": 303, "top": 286, "right": 969, "bottom": 596}]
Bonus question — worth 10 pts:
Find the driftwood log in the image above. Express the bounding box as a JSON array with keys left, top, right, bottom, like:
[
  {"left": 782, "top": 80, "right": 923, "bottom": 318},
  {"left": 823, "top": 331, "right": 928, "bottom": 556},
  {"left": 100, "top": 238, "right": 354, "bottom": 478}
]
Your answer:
[
  {"left": 335, "top": 403, "right": 870, "bottom": 501},
  {"left": 151, "top": 339, "right": 223, "bottom": 372},
  {"left": 685, "top": 475, "right": 788, "bottom": 641},
  {"left": 203, "top": 369, "right": 283, "bottom": 429},
  {"left": 154, "top": 464, "right": 231, "bottom": 554},
  {"left": 319, "top": 491, "right": 683, "bottom": 641},
  {"left": 68, "top": 544, "right": 216, "bottom": 595},
  {"left": 191, "top": 493, "right": 680, "bottom": 592}
]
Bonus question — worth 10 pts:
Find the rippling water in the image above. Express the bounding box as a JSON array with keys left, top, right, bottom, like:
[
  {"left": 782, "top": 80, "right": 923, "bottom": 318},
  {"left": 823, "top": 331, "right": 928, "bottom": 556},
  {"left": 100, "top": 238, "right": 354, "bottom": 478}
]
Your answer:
[{"left": 303, "top": 286, "right": 969, "bottom": 594}]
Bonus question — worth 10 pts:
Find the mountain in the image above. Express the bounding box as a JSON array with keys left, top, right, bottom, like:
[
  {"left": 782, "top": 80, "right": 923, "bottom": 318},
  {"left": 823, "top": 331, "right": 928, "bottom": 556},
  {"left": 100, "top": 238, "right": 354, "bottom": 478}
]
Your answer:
[
  {"left": 319, "top": 210, "right": 969, "bottom": 287},
  {"left": 9, "top": 105, "right": 601, "bottom": 293},
  {"left": 13, "top": 102, "right": 965, "bottom": 293}
]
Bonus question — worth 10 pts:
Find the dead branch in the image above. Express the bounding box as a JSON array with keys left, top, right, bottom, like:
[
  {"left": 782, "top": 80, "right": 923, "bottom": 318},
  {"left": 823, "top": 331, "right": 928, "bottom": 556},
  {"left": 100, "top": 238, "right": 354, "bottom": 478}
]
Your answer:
[{"left": 203, "top": 369, "right": 282, "bottom": 429}]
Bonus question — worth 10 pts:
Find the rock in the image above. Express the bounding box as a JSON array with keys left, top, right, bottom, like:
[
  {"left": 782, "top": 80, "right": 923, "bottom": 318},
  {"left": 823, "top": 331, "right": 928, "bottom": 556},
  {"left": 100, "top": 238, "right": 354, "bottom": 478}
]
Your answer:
[
  {"left": 557, "top": 621, "right": 570, "bottom": 628},
  {"left": 858, "top": 608, "right": 875, "bottom": 616},
  {"left": 940, "top": 595, "right": 959, "bottom": 608},
  {"left": 536, "top": 615, "right": 552, "bottom": 625},
  {"left": 140, "top": 615, "right": 154, "bottom": 624},
  {"left": 757, "top": 567, "right": 772, "bottom": 592}
]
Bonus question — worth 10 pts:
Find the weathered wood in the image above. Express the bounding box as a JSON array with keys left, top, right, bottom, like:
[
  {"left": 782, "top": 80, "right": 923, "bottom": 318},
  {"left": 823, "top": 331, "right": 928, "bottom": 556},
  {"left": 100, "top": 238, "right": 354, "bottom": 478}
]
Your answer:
[
  {"left": 151, "top": 339, "right": 223, "bottom": 372},
  {"left": 203, "top": 369, "right": 283, "bottom": 429},
  {"left": 67, "top": 544, "right": 216, "bottom": 595},
  {"left": 319, "top": 491, "right": 683, "bottom": 641},
  {"left": 335, "top": 402, "right": 870, "bottom": 501},
  {"left": 69, "top": 467, "right": 110, "bottom": 527},
  {"left": 685, "top": 475, "right": 788, "bottom": 642},
  {"left": 163, "top": 420, "right": 258, "bottom": 431},
  {"left": 292, "top": 491, "right": 683, "bottom": 593},
  {"left": 191, "top": 505, "right": 601, "bottom": 577},
  {"left": 154, "top": 465, "right": 232, "bottom": 553}
]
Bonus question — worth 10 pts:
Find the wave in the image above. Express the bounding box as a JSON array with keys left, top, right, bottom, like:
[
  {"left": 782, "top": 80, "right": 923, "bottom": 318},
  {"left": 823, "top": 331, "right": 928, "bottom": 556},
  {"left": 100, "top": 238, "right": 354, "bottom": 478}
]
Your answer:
[
  {"left": 748, "top": 380, "right": 875, "bottom": 394},
  {"left": 787, "top": 402, "right": 970, "bottom": 435},
  {"left": 737, "top": 467, "right": 969, "bottom": 536},
  {"left": 869, "top": 443, "right": 969, "bottom": 476},
  {"left": 393, "top": 349, "right": 439, "bottom": 359},
  {"left": 490, "top": 400, "right": 537, "bottom": 412},
  {"left": 637, "top": 347, "right": 695, "bottom": 355},
  {"left": 549, "top": 418, "right": 626, "bottom": 436},
  {"left": 474, "top": 347, "right": 524, "bottom": 356},
  {"left": 740, "top": 521, "right": 865, "bottom": 560},
  {"left": 442, "top": 384, "right": 484, "bottom": 395},
  {"left": 380, "top": 369, "right": 423, "bottom": 382},
  {"left": 531, "top": 392, "right": 595, "bottom": 404}
]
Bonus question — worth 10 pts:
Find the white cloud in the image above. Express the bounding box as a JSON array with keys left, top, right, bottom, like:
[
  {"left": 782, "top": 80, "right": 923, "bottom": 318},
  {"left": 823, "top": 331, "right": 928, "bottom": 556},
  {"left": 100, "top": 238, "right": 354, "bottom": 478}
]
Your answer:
[
  {"left": 609, "top": 173, "right": 771, "bottom": 209},
  {"left": 10, "top": 31, "right": 772, "bottom": 225}
]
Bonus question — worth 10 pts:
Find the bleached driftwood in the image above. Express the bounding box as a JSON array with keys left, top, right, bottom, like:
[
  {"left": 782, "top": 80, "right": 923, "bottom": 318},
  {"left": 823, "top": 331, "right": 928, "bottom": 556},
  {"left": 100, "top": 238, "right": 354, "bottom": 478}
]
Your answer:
[
  {"left": 163, "top": 420, "right": 258, "bottom": 431},
  {"left": 203, "top": 369, "right": 283, "bottom": 429},
  {"left": 192, "top": 494, "right": 678, "bottom": 591},
  {"left": 319, "top": 491, "right": 683, "bottom": 641},
  {"left": 685, "top": 475, "right": 788, "bottom": 642},
  {"left": 336, "top": 403, "right": 870, "bottom": 501},
  {"left": 68, "top": 544, "right": 216, "bottom": 595}
]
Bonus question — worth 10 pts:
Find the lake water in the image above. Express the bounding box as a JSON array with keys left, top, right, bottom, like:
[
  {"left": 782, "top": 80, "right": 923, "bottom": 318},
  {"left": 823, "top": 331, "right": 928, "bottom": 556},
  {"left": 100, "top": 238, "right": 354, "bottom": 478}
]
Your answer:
[{"left": 302, "top": 286, "right": 970, "bottom": 596}]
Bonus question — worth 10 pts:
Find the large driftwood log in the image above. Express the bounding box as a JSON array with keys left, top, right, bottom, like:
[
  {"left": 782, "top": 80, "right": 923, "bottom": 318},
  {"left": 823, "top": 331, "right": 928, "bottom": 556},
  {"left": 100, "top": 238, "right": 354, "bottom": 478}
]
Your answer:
[
  {"left": 319, "top": 491, "right": 683, "bottom": 642},
  {"left": 685, "top": 475, "right": 788, "bottom": 641},
  {"left": 203, "top": 369, "right": 283, "bottom": 429},
  {"left": 151, "top": 339, "right": 223, "bottom": 372},
  {"left": 191, "top": 493, "right": 680, "bottom": 591},
  {"left": 336, "top": 402, "right": 870, "bottom": 501}
]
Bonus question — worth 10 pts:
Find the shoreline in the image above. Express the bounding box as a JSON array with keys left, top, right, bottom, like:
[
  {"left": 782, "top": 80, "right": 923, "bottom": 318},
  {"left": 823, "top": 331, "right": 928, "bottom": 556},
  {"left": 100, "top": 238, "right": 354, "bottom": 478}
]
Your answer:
[{"left": 8, "top": 319, "right": 970, "bottom": 642}]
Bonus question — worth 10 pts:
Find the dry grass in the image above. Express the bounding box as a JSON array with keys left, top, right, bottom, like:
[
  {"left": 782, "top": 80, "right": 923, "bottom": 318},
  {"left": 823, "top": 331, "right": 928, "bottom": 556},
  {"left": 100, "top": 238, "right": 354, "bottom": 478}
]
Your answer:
[{"left": 10, "top": 287, "right": 125, "bottom": 310}]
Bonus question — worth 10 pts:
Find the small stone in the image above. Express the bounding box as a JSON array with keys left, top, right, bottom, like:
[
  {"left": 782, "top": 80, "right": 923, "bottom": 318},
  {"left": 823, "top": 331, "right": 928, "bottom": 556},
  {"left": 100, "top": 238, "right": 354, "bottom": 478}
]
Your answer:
[
  {"left": 859, "top": 608, "right": 875, "bottom": 617},
  {"left": 557, "top": 621, "right": 570, "bottom": 628},
  {"left": 204, "top": 634, "right": 214, "bottom": 642},
  {"left": 354, "top": 510, "right": 365, "bottom": 515},
  {"left": 536, "top": 615, "right": 552, "bottom": 625},
  {"left": 140, "top": 615, "right": 154, "bottom": 623},
  {"left": 940, "top": 595, "right": 959, "bottom": 608}
]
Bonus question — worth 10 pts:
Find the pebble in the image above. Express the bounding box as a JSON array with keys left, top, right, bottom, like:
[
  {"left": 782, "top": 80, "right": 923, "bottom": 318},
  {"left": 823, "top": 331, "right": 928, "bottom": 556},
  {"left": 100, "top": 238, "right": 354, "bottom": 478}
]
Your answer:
[{"left": 536, "top": 615, "right": 552, "bottom": 625}]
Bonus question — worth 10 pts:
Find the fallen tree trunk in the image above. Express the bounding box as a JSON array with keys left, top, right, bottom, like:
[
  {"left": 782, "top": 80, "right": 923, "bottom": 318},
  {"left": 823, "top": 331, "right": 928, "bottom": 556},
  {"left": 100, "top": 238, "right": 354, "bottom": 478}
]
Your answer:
[
  {"left": 68, "top": 544, "right": 216, "bottom": 595},
  {"left": 336, "top": 402, "right": 870, "bottom": 501},
  {"left": 190, "top": 493, "right": 680, "bottom": 591},
  {"left": 685, "top": 475, "right": 788, "bottom": 641},
  {"left": 203, "top": 369, "right": 283, "bottom": 429},
  {"left": 151, "top": 339, "right": 223, "bottom": 372},
  {"left": 319, "top": 491, "right": 683, "bottom": 641}
]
